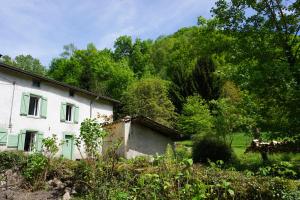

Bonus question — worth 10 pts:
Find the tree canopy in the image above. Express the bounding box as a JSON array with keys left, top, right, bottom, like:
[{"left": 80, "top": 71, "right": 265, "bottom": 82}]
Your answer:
[
  {"left": 121, "top": 77, "right": 176, "bottom": 127},
  {"left": 0, "top": 55, "right": 46, "bottom": 75},
  {"left": 2, "top": 0, "right": 299, "bottom": 138}
]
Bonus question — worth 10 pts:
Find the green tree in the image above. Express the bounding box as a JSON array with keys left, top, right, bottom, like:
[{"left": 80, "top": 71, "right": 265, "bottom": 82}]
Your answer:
[
  {"left": 48, "top": 57, "right": 82, "bottom": 87},
  {"left": 212, "top": 0, "right": 300, "bottom": 70},
  {"left": 177, "top": 95, "right": 214, "bottom": 136},
  {"left": 48, "top": 43, "right": 135, "bottom": 100},
  {"left": 212, "top": 0, "right": 300, "bottom": 137},
  {"left": 122, "top": 77, "right": 176, "bottom": 127},
  {"left": 0, "top": 55, "right": 15, "bottom": 65},
  {"left": 1, "top": 54, "right": 46, "bottom": 75},
  {"left": 150, "top": 24, "right": 227, "bottom": 112},
  {"left": 211, "top": 98, "right": 244, "bottom": 146},
  {"left": 129, "top": 39, "right": 154, "bottom": 77},
  {"left": 113, "top": 35, "right": 133, "bottom": 61},
  {"left": 211, "top": 93, "right": 260, "bottom": 146}
]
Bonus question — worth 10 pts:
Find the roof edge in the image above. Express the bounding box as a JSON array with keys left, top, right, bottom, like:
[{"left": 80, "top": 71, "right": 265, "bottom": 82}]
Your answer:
[
  {"left": 131, "top": 116, "right": 185, "bottom": 141},
  {"left": 0, "top": 62, "right": 120, "bottom": 104},
  {"left": 105, "top": 116, "right": 186, "bottom": 141}
]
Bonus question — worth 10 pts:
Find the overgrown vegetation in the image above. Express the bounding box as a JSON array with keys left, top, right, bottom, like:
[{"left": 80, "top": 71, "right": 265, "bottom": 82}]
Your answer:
[
  {"left": 0, "top": 0, "right": 299, "bottom": 198},
  {"left": 0, "top": 149, "right": 299, "bottom": 200},
  {"left": 0, "top": 119, "right": 299, "bottom": 199}
]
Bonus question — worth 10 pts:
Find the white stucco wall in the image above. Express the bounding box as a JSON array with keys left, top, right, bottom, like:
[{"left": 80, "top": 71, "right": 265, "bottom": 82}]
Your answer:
[
  {"left": 0, "top": 68, "right": 114, "bottom": 159},
  {"left": 125, "top": 122, "right": 174, "bottom": 159},
  {"left": 103, "top": 120, "right": 174, "bottom": 159}
]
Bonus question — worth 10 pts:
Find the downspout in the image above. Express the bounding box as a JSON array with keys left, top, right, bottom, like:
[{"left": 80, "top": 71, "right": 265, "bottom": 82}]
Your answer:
[
  {"left": 89, "top": 100, "right": 93, "bottom": 118},
  {"left": 9, "top": 81, "right": 16, "bottom": 133},
  {"left": 90, "top": 96, "right": 99, "bottom": 118}
]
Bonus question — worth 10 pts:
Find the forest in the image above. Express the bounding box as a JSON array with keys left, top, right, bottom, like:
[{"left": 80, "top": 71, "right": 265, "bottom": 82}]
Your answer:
[{"left": 0, "top": 0, "right": 299, "bottom": 199}]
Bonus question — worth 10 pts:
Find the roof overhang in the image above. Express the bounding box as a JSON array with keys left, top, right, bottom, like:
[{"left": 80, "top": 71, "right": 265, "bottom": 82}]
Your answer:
[
  {"left": 131, "top": 116, "right": 186, "bottom": 141},
  {"left": 105, "top": 116, "right": 186, "bottom": 141},
  {"left": 0, "top": 62, "right": 120, "bottom": 104}
]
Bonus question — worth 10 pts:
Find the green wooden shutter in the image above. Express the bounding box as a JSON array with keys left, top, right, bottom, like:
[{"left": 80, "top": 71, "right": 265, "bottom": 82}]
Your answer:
[
  {"left": 20, "top": 93, "right": 30, "bottom": 116},
  {"left": 60, "top": 102, "right": 66, "bottom": 122},
  {"left": 17, "top": 130, "right": 26, "bottom": 151},
  {"left": 0, "top": 128, "right": 7, "bottom": 145},
  {"left": 40, "top": 97, "right": 48, "bottom": 118},
  {"left": 73, "top": 105, "right": 79, "bottom": 124},
  {"left": 35, "top": 132, "right": 43, "bottom": 152},
  {"left": 7, "top": 135, "right": 18, "bottom": 148}
]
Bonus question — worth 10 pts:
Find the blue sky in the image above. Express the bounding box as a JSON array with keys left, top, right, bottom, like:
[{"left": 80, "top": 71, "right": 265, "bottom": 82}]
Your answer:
[{"left": 0, "top": 0, "right": 216, "bottom": 66}]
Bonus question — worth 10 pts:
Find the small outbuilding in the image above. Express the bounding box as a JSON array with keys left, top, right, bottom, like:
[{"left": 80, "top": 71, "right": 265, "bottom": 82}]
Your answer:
[{"left": 103, "top": 116, "right": 183, "bottom": 159}]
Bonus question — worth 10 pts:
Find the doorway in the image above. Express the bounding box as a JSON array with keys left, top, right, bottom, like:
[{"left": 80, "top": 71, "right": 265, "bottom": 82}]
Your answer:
[
  {"left": 62, "top": 134, "right": 74, "bottom": 159},
  {"left": 24, "top": 131, "right": 36, "bottom": 151}
]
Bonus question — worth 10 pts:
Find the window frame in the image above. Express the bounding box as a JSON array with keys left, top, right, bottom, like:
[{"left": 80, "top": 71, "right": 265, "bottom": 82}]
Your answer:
[
  {"left": 28, "top": 95, "right": 41, "bottom": 117},
  {"left": 60, "top": 102, "right": 79, "bottom": 124},
  {"left": 65, "top": 104, "right": 74, "bottom": 122}
]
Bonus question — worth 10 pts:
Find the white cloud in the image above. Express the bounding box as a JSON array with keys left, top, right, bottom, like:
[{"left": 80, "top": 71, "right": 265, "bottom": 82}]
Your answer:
[{"left": 0, "top": 0, "right": 216, "bottom": 66}]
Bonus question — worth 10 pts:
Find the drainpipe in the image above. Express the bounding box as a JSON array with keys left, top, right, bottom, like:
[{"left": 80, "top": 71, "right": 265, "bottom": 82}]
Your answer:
[
  {"left": 90, "top": 96, "right": 99, "bottom": 118},
  {"left": 9, "top": 81, "right": 16, "bottom": 133},
  {"left": 89, "top": 100, "right": 93, "bottom": 118}
]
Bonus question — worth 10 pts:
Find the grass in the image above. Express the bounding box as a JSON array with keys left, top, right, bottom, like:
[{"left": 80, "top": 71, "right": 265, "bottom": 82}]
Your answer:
[
  {"left": 177, "top": 133, "right": 300, "bottom": 168},
  {"left": 231, "top": 133, "right": 300, "bottom": 169}
]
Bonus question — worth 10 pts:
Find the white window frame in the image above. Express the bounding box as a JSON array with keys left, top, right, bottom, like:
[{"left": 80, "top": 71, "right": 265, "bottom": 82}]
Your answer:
[
  {"left": 28, "top": 95, "right": 41, "bottom": 117},
  {"left": 65, "top": 104, "right": 73, "bottom": 122}
]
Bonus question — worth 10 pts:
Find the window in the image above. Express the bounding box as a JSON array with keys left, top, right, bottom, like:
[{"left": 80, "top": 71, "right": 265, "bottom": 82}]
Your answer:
[
  {"left": 60, "top": 102, "right": 79, "bottom": 123},
  {"left": 28, "top": 96, "right": 40, "bottom": 116},
  {"left": 66, "top": 104, "right": 73, "bottom": 121},
  {"left": 24, "top": 131, "right": 36, "bottom": 152},
  {"left": 69, "top": 90, "right": 74, "bottom": 97},
  {"left": 20, "top": 93, "right": 47, "bottom": 118},
  {"left": 18, "top": 131, "right": 43, "bottom": 152},
  {"left": 32, "top": 80, "right": 40, "bottom": 88}
]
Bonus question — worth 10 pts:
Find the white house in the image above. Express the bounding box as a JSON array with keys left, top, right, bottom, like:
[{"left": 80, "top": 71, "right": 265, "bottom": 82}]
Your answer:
[
  {"left": 103, "top": 116, "right": 183, "bottom": 159},
  {"left": 0, "top": 62, "right": 118, "bottom": 160}
]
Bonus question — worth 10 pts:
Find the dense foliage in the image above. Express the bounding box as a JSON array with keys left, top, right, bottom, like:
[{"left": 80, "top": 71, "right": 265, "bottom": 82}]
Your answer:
[
  {"left": 177, "top": 95, "right": 213, "bottom": 135},
  {"left": 0, "top": 55, "right": 46, "bottom": 75},
  {"left": 0, "top": 150, "right": 299, "bottom": 200},
  {"left": 212, "top": 0, "right": 300, "bottom": 137},
  {"left": 122, "top": 77, "right": 176, "bottom": 127},
  {"left": 192, "top": 137, "right": 235, "bottom": 164},
  {"left": 0, "top": 0, "right": 299, "bottom": 152}
]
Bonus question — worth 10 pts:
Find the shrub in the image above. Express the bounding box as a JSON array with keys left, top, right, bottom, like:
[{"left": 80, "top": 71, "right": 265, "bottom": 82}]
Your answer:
[
  {"left": 47, "top": 158, "right": 77, "bottom": 181},
  {"left": 42, "top": 134, "right": 59, "bottom": 159},
  {"left": 73, "top": 160, "right": 92, "bottom": 194},
  {"left": 22, "top": 153, "right": 48, "bottom": 189},
  {"left": 257, "top": 161, "right": 298, "bottom": 179},
  {"left": 0, "top": 151, "right": 26, "bottom": 171},
  {"left": 78, "top": 118, "right": 108, "bottom": 160},
  {"left": 192, "top": 137, "right": 235, "bottom": 163}
]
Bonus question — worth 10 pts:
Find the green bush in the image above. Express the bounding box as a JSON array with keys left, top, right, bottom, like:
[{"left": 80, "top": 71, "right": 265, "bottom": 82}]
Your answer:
[
  {"left": 192, "top": 137, "right": 235, "bottom": 163},
  {"left": 73, "top": 160, "right": 95, "bottom": 194},
  {"left": 257, "top": 161, "right": 298, "bottom": 179},
  {"left": 22, "top": 153, "right": 48, "bottom": 188},
  {"left": 1, "top": 151, "right": 300, "bottom": 199},
  {"left": 47, "top": 157, "right": 77, "bottom": 181},
  {"left": 0, "top": 151, "right": 26, "bottom": 171}
]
